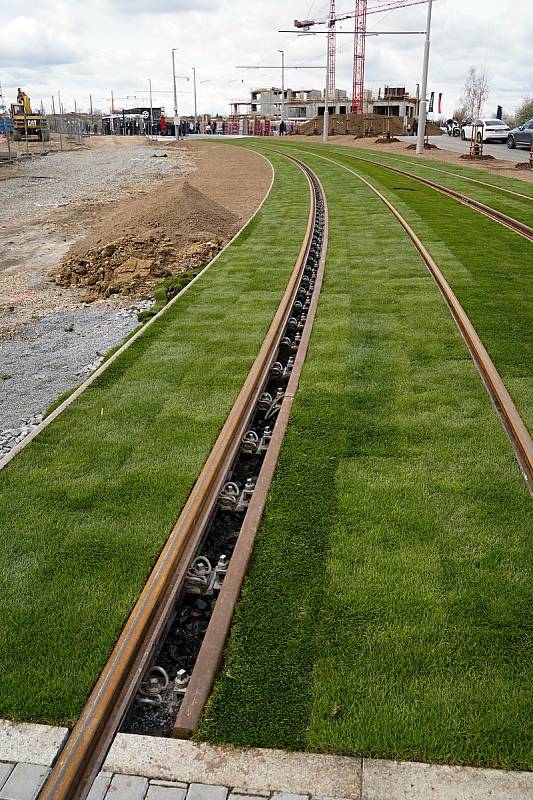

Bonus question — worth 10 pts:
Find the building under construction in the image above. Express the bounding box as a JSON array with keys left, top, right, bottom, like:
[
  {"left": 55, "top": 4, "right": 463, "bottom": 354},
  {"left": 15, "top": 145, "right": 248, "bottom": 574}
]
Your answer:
[{"left": 230, "top": 87, "right": 349, "bottom": 122}]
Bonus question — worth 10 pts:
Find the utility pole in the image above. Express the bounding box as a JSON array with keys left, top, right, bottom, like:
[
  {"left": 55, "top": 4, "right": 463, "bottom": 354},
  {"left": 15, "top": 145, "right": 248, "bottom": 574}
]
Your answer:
[
  {"left": 90, "top": 94, "right": 94, "bottom": 131},
  {"left": 57, "top": 91, "right": 63, "bottom": 150},
  {"left": 278, "top": 50, "right": 285, "bottom": 121},
  {"left": 192, "top": 67, "right": 198, "bottom": 127},
  {"left": 0, "top": 82, "right": 12, "bottom": 160},
  {"left": 148, "top": 78, "right": 153, "bottom": 138},
  {"left": 416, "top": 0, "right": 433, "bottom": 154},
  {"left": 110, "top": 90, "right": 115, "bottom": 134},
  {"left": 172, "top": 49, "right": 180, "bottom": 141}
]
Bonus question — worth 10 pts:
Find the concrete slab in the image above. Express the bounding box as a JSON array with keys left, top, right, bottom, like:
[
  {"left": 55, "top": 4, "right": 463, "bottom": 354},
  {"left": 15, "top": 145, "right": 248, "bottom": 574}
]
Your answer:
[
  {"left": 362, "top": 758, "right": 533, "bottom": 800},
  {"left": 147, "top": 786, "right": 187, "bottom": 800},
  {"left": 0, "top": 766, "right": 14, "bottom": 792},
  {"left": 0, "top": 721, "right": 68, "bottom": 766},
  {"left": 230, "top": 791, "right": 270, "bottom": 798},
  {"left": 105, "top": 773, "right": 148, "bottom": 800},
  {"left": 187, "top": 785, "right": 228, "bottom": 800},
  {"left": 86, "top": 772, "right": 112, "bottom": 800},
  {"left": 0, "top": 763, "right": 49, "bottom": 800},
  {"left": 104, "top": 736, "right": 362, "bottom": 799}
]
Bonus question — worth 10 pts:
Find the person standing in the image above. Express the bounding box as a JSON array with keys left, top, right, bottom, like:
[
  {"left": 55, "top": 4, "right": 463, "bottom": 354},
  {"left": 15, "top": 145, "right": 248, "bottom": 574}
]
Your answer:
[{"left": 279, "top": 119, "right": 286, "bottom": 136}]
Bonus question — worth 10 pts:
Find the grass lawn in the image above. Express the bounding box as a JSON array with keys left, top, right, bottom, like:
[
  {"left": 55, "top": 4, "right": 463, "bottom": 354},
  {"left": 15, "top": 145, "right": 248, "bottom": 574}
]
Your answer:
[
  {"left": 0, "top": 154, "right": 310, "bottom": 725},
  {"left": 284, "top": 143, "right": 533, "bottom": 430},
  {"left": 198, "top": 146, "right": 533, "bottom": 770},
  {"left": 294, "top": 139, "right": 533, "bottom": 227}
]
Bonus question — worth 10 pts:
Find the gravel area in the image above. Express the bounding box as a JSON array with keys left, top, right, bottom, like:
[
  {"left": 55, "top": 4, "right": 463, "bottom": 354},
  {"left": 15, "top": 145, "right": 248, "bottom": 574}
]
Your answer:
[
  {"left": 0, "top": 301, "right": 152, "bottom": 452},
  {"left": 0, "top": 141, "right": 192, "bottom": 224}
]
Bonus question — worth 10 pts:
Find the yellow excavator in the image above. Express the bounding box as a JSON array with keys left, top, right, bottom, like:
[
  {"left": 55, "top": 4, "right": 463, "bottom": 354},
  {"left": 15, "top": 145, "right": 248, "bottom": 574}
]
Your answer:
[{"left": 10, "top": 88, "right": 50, "bottom": 142}]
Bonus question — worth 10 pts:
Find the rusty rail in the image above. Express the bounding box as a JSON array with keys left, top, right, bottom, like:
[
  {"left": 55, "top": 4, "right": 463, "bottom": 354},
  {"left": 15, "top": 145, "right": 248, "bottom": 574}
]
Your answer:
[
  {"left": 310, "top": 151, "right": 533, "bottom": 488},
  {"left": 38, "top": 157, "right": 320, "bottom": 800},
  {"left": 173, "top": 161, "right": 328, "bottom": 738},
  {"left": 334, "top": 150, "right": 533, "bottom": 242}
]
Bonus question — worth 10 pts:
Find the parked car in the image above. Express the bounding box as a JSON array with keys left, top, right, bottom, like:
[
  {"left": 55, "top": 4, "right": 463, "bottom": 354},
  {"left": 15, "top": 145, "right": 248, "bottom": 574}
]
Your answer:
[
  {"left": 446, "top": 118, "right": 460, "bottom": 137},
  {"left": 460, "top": 118, "right": 510, "bottom": 143},
  {"left": 506, "top": 118, "right": 533, "bottom": 149}
]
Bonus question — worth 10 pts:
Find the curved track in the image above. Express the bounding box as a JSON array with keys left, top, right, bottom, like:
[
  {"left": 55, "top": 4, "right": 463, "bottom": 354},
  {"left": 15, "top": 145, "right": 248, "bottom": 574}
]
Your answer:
[
  {"left": 300, "top": 150, "right": 533, "bottom": 487},
  {"left": 333, "top": 148, "right": 533, "bottom": 203},
  {"left": 328, "top": 150, "right": 533, "bottom": 242},
  {"left": 39, "top": 157, "right": 328, "bottom": 800}
]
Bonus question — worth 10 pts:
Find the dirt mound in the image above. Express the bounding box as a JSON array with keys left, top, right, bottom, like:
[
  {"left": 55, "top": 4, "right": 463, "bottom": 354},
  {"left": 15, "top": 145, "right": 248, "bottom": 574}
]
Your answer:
[
  {"left": 375, "top": 136, "right": 401, "bottom": 144},
  {"left": 52, "top": 182, "right": 240, "bottom": 302},
  {"left": 515, "top": 162, "right": 532, "bottom": 171},
  {"left": 458, "top": 153, "right": 495, "bottom": 161},
  {"left": 406, "top": 143, "right": 440, "bottom": 150}
]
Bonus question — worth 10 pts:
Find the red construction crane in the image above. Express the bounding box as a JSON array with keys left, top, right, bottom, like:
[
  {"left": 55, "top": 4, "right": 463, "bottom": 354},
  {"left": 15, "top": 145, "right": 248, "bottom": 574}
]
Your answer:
[{"left": 294, "top": 0, "right": 429, "bottom": 114}]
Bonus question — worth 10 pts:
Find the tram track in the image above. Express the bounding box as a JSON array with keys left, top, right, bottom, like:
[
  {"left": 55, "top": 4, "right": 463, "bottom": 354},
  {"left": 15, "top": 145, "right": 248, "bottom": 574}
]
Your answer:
[
  {"left": 295, "top": 149, "right": 533, "bottom": 487},
  {"left": 38, "top": 156, "right": 328, "bottom": 800},
  {"left": 328, "top": 150, "right": 533, "bottom": 242}
]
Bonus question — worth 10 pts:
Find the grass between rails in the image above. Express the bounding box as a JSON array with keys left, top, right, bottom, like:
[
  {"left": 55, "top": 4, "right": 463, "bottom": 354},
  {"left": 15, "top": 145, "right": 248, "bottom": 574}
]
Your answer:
[
  {"left": 199, "top": 145, "right": 533, "bottom": 770},
  {"left": 0, "top": 154, "right": 310, "bottom": 725},
  {"left": 281, "top": 142, "right": 533, "bottom": 430}
]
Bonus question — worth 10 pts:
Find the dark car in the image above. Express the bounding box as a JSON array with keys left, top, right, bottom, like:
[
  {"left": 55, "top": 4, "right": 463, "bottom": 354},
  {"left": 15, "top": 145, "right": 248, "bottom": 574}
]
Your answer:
[{"left": 507, "top": 118, "right": 533, "bottom": 149}]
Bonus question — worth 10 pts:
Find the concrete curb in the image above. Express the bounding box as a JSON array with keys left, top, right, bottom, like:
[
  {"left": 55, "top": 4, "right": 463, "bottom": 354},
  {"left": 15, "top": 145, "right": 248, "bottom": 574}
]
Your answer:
[
  {"left": 0, "top": 723, "right": 531, "bottom": 799},
  {"left": 0, "top": 720, "right": 68, "bottom": 766},
  {"left": 0, "top": 148, "right": 275, "bottom": 472}
]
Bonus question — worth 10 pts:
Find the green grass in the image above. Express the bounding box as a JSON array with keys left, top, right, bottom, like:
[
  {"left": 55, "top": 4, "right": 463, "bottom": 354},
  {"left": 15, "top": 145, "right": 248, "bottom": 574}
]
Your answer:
[
  {"left": 198, "top": 146, "right": 533, "bottom": 770},
  {"left": 0, "top": 154, "right": 310, "bottom": 725},
  {"left": 276, "top": 142, "right": 533, "bottom": 430}
]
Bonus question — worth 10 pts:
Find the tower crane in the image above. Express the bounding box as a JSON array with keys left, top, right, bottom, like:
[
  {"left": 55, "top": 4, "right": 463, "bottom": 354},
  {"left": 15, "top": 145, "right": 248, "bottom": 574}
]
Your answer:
[{"left": 295, "top": 0, "right": 429, "bottom": 114}]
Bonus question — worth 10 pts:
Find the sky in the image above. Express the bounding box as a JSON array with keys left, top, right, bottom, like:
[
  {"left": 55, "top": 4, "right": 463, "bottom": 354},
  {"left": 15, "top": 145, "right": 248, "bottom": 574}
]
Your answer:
[{"left": 0, "top": 0, "right": 531, "bottom": 120}]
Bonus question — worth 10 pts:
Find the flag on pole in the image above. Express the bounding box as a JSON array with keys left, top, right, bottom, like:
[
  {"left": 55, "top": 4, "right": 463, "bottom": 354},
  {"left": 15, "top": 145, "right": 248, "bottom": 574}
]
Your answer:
[
  {"left": 496, "top": 105, "right": 503, "bottom": 120},
  {"left": 428, "top": 91, "right": 434, "bottom": 112},
  {"left": 438, "top": 93, "right": 442, "bottom": 114}
]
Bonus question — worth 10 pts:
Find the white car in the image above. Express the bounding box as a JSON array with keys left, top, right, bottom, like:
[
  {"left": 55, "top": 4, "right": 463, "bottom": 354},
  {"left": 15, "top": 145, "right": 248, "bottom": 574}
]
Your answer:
[{"left": 460, "top": 118, "right": 510, "bottom": 143}]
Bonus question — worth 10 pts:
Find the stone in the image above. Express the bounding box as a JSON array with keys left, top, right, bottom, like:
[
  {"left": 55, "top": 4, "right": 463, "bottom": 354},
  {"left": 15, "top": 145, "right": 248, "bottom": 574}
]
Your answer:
[
  {"left": 0, "top": 763, "right": 49, "bottom": 800},
  {"left": 186, "top": 784, "right": 228, "bottom": 800},
  {"left": 147, "top": 786, "right": 187, "bottom": 800},
  {"left": 0, "top": 765, "right": 14, "bottom": 792},
  {"left": 86, "top": 772, "right": 112, "bottom": 800},
  {"left": 0, "top": 722, "right": 68, "bottom": 766},
  {"left": 362, "top": 759, "right": 533, "bottom": 800},
  {"left": 105, "top": 773, "right": 148, "bottom": 800}
]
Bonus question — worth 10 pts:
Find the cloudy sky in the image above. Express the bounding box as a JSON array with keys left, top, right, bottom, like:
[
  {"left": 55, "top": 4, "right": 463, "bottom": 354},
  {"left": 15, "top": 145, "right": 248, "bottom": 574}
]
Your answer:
[{"left": 0, "top": 0, "right": 531, "bottom": 119}]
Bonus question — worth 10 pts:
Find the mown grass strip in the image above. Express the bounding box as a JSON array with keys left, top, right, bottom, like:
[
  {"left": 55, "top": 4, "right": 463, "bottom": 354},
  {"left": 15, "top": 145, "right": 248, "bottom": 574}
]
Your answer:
[
  {"left": 0, "top": 153, "right": 310, "bottom": 725},
  {"left": 280, "top": 139, "right": 533, "bottom": 227},
  {"left": 199, "top": 147, "right": 532, "bottom": 770}
]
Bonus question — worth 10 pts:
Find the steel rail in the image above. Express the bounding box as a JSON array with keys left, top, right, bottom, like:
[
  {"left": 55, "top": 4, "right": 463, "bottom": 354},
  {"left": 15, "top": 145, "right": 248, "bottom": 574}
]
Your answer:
[
  {"left": 173, "top": 158, "right": 328, "bottom": 738},
  {"left": 38, "top": 157, "right": 319, "bottom": 800},
  {"left": 333, "top": 148, "right": 533, "bottom": 203},
  {"left": 307, "top": 151, "right": 533, "bottom": 488},
  {"left": 329, "top": 150, "right": 533, "bottom": 242}
]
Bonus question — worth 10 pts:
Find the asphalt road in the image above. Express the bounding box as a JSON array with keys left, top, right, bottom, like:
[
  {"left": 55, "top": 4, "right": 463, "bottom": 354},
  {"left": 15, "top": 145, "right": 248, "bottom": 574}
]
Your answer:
[{"left": 399, "top": 135, "right": 531, "bottom": 163}]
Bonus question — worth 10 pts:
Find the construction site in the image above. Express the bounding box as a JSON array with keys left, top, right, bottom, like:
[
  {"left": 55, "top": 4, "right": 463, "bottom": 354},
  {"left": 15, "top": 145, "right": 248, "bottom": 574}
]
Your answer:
[{"left": 1, "top": 2, "right": 532, "bottom": 800}]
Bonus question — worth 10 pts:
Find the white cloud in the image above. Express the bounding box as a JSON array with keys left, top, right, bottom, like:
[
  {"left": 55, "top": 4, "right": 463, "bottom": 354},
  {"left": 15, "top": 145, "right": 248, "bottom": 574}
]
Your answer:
[
  {"left": 0, "top": 16, "right": 81, "bottom": 68},
  {"left": 0, "top": 1, "right": 531, "bottom": 118}
]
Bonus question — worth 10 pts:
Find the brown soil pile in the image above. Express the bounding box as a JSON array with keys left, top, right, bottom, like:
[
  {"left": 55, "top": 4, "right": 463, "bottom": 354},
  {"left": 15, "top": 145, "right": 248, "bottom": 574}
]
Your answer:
[
  {"left": 515, "top": 162, "right": 532, "bottom": 170},
  {"left": 458, "top": 153, "right": 495, "bottom": 161},
  {"left": 375, "top": 137, "right": 401, "bottom": 144},
  {"left": 406, "top": 143, "right": 440, "bottom": 150},
  {"left": 52, "top": 181, "right": 240, "bottom": 302}
]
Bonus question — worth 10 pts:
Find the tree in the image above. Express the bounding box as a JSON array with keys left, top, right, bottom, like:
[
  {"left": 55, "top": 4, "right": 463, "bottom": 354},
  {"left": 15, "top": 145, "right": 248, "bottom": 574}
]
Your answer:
[
  {"left": 452, "top": 106, "right": 468, "bottom": 123},
  {"left": 514, "top": 96, "right": 533, "bottom": 126},
  {"left": 459, "top": 67, "right": 490, "bottom": 120}
]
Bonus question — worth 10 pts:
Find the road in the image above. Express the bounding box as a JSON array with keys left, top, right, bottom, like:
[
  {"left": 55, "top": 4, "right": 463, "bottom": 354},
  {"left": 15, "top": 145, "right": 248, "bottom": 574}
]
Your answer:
[{"left": 399, "top": 135, "right": 531, "bottom": 163}]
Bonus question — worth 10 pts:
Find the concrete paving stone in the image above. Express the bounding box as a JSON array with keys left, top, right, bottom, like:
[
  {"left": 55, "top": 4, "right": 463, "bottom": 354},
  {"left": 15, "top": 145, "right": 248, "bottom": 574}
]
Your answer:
[
  {"left": 0, "top": 763, "right": 49, "bottom": 800},
  {"left": 271, "top": 795, "right": 309, "bottom": 800},
  {"left": 86, "top": 772, "right": 112, "bottom": 800},
  {"left": 147, "top": 786, "right": 187, "bottom": 800},
  {"left": 230, "top": 790, "right": 270, "bottom": 798},
  {"left": 106, "top": 735, "right": 361, "bottom": 798},
  {"left": 229, "top": 795, "right": 270, "bottom": 800},
  {"left": 186, "top": 783, "right": 229, "bottom": 800},
  {"left": 105, "top": 773, "right": 149, "bottom": 800},
  {"left": 0, "top": 766, "right": 14, "bottom": 793},
  {"left": 0, "top": 721, "right": 68, "bottom": 766},
  {"left": 150, "top": 782, "right": 189, "bottom": 789},
  {"left": 362, "top": 758, "right": 533, "bottom": 800}
]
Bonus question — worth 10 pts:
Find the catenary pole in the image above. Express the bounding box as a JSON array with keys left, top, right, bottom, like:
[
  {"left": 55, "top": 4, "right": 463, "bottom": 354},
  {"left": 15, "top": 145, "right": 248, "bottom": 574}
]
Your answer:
[
  {"left": 278, "top": 50, "right": 285, "bottom": 121},
  {"left": 192, "top": 67, "right": 197, "bottom": 127},
  {"left": 172, "top": 49, "right": 180, "bottom": 140},
  {"left": 416, "top": 0, "right": 433, "bottom": 154}
]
